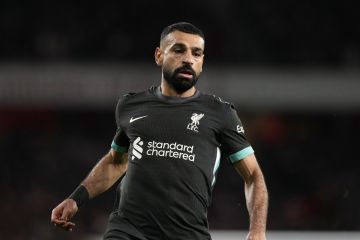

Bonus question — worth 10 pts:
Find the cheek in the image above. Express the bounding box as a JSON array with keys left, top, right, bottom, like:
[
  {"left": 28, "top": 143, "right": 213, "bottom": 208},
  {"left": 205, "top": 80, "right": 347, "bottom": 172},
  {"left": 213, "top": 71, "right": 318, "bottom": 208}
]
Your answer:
[
  {"left": 163, "top": 58, "right": 179, "bottom": 70},
  {"left": 194, "top": 63, "right": 203, "bottom": 74},
  {"left": 162, "top": 61, "right": 175, "bottom": 74}
]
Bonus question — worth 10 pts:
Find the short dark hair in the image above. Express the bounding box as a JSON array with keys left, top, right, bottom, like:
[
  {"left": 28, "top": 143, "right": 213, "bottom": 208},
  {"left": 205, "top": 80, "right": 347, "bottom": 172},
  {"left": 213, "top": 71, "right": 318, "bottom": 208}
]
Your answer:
[{"left": 160, "top": 22, "right": 205, "bottom": 43}]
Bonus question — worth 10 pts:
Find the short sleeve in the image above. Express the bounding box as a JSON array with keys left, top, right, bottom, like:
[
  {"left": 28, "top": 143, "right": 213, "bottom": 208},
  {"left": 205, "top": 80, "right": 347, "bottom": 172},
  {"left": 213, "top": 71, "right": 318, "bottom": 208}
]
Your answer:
[
  {"left": 111, "top": 129, "right": 129, "bottom": 153},
  {"left": 219, "top": 104, "right": 254, "bottom": 164},
  {"left": 111, "top": 95, "right": 130, "bottom": 153}
]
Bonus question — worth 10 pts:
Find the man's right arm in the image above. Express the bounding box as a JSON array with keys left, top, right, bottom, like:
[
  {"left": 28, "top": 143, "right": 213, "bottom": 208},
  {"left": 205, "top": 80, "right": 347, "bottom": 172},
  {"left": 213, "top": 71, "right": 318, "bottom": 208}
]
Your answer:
[
  {"left": 51, "top": 149, "right": 128, "bottom": 231},
  {"left": 82, "top": 149, "right": 128, "bottom": 198}
]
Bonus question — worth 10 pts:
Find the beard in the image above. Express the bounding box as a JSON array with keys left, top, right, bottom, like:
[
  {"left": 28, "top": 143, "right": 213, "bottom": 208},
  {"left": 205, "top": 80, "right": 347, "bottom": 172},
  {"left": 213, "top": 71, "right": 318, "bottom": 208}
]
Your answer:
[{"left": 163, "top": 65, "right": 200, "bottom": 93}]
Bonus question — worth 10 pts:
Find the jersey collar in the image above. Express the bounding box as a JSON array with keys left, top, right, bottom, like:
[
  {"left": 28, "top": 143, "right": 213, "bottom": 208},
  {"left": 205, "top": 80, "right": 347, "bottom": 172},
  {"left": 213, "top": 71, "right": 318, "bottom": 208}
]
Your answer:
[{"left": 153, "top": 86, "right": 201, "bottom": 103}]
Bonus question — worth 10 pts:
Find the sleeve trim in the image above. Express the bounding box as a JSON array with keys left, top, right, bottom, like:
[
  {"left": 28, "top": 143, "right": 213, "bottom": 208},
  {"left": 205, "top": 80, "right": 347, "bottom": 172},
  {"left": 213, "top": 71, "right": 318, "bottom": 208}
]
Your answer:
[
  {"left": 229, "top": 146, "right": 254, "bottom": 163},
  {"left": 111, "top": 141, "right": 128, "bottom": 153}
]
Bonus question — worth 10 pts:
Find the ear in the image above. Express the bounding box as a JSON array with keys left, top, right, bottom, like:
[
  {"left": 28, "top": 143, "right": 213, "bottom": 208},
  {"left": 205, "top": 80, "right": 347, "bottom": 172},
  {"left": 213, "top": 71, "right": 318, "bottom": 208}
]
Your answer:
[{"left": 154, "top": 47, "right": 163, "bottom": 66}]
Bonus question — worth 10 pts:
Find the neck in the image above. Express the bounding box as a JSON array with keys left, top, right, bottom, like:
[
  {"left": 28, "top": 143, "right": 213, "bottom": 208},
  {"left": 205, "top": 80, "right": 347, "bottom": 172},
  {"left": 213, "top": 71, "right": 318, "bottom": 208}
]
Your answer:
[{"left": 160, "top": 79, "right": 196, "bottom": 98}]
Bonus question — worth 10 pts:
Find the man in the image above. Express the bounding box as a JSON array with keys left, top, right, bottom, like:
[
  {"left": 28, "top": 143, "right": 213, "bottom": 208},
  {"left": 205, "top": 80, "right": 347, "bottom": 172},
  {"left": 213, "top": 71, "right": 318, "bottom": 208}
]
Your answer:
[{"left": 51, "top": 22, "right": 268, "bottom": 240}]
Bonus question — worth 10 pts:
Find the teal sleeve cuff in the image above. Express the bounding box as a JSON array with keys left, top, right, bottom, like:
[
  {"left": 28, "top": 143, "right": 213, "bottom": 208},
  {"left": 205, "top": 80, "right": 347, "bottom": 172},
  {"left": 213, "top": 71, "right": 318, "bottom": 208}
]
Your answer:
[
  {"left": 111, "top": 141, "right": 128, "bottom": 153},
  {"left": 228, "top": 146, "right": 254, "bottom": 163}
]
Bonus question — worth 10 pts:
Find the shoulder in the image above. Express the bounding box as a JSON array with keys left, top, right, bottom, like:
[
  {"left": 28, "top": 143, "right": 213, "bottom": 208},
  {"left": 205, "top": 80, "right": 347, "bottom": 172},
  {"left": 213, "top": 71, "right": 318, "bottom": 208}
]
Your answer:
[
  {"left": 201, "top": 93, "right": 236, "bottom": 112},
  {"left": 114, "top": 90, "right": 148, "bottom": 114},
  {"left": 115, "top": 92, "right": 135, "bottom": 108},
  {"left": 116, "top": 88, "right": 151, "bottom": 105},
  {"left": 120, "top": 92, "right": 137, "bottom": 102}
]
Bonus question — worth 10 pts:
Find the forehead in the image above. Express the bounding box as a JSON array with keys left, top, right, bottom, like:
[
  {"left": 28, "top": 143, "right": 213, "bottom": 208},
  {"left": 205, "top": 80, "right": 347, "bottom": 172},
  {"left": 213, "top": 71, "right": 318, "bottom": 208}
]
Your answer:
[{"left": 161, "top": 31, "right": 205, "bottom": 50}]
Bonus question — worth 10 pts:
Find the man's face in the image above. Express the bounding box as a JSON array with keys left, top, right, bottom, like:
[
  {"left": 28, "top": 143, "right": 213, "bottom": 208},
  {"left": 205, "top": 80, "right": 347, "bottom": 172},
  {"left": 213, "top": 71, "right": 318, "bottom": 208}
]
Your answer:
[{"left": 155, "top": 31, "right": 205, "bottom": 93}]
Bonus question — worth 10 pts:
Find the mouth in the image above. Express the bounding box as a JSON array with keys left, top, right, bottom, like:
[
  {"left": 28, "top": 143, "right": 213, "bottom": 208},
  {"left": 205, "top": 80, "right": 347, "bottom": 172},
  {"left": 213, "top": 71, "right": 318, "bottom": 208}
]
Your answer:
[{"left": 177, "top": 70, "right": 194, "bottom": 79}]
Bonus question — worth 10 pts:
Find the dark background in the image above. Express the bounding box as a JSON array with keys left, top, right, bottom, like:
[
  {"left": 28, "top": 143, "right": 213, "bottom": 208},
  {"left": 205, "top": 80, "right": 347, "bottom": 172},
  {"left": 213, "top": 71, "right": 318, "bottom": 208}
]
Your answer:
[
  {"left": 1, "top": 0, "right": 359, "bottom": 66},
  {"left": 1, "top": 1, "right": 359, "bottom": 239}
]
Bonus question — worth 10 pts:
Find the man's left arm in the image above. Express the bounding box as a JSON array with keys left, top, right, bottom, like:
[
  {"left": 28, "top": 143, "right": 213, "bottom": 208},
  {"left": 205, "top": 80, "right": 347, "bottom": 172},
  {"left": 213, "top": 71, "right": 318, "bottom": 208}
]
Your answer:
[{"left": 233, "top": 153, "right": 268, "bottom": 240}]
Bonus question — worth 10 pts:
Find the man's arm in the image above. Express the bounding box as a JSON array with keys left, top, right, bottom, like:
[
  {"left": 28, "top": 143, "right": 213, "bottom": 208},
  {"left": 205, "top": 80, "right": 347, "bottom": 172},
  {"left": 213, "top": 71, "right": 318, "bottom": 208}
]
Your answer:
[
  {"left": 51, "top": 149, "right": 127, "bottom": 231},
  {"left": 233, "top": 153, "right": 268, "bottom": 240},
  {"left": 82, "top": 149, "right": 128, "bottom": 198}
]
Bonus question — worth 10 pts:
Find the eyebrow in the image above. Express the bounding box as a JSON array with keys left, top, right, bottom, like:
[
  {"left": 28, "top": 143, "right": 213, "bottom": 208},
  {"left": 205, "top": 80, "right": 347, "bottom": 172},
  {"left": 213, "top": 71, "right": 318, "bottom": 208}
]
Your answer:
[{"left": 171, "top": 43, "right": 204, "bottom": 52}]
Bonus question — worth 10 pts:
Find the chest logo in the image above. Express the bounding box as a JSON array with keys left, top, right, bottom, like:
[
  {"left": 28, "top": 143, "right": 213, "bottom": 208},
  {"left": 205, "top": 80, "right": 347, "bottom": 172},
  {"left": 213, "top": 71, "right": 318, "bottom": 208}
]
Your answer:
[
  {"left": 130, "top": 115, "right": 148, "bottom": 123},
  {"left": 187, "top": 113, "right": 204, "bottom": 132},
  {"left": 132, "top": 137, "right": 144, "bottom": 160}
]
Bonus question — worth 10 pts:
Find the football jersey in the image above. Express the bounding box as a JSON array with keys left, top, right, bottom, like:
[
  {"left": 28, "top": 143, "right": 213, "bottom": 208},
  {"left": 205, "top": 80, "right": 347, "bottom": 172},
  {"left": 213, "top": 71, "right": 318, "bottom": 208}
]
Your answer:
[{"left": 109, "top": 86, "right": 254, "bottom": 240}]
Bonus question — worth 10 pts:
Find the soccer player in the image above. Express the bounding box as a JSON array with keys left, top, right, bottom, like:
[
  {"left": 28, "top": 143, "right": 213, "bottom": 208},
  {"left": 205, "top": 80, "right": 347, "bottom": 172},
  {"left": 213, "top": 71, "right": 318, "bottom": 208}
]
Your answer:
[{"left": 51, "top": 22, "right": 268, "bottom": 240}]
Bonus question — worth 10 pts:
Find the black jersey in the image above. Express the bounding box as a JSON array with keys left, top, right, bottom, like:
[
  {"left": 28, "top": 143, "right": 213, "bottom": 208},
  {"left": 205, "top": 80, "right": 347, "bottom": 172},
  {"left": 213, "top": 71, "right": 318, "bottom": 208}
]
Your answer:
[{"left": 109, "top": 86, "right": 254, "bottom": 240}]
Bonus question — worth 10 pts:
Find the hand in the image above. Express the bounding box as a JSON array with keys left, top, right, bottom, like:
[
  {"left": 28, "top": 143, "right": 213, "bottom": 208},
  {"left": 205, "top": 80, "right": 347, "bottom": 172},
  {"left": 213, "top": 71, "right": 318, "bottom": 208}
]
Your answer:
[
  {"left": 246, "top": 231, "right": 266, "bottom": 240},
  {"left": 51, "top": 198, "right": 78, "bottom": 231}
]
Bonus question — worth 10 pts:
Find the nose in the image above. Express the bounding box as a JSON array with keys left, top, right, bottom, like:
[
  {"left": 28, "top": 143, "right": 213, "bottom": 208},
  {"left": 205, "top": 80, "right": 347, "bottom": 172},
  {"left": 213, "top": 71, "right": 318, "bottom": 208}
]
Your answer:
[{"left": 182, "top": 50, "right": 194, "bottom": 65}]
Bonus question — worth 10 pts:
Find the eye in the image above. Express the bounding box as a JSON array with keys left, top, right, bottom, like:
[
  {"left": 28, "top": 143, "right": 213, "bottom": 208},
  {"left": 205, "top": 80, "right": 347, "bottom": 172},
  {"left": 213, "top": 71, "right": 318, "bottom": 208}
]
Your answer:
[
  {"left": 193, "top": 51, "right": 202, "bottom": 57},
  {"left": 173, "top": 48, "right": 183, "bottom": 54}
]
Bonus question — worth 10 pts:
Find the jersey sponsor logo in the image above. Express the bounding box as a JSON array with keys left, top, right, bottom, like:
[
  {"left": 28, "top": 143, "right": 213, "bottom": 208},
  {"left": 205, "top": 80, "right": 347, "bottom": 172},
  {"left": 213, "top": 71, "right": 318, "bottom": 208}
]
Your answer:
[
  {"left": 131, "top": 137, "right": 196, "bottom": 162},
  {"left": 147, "top": 140, "right": 195, "bottom": 162},
  {"left": 130, "top": 115, "right": 148, "bottom": 123},
  {"left": 237, "top": 125, "right": 245, "bottom": 134},
  {"left": 132, "top": 137, "right": 144, "bottom": 160},
  {"left": 187, "top": 113, "right": 204, "bottom": 132}
]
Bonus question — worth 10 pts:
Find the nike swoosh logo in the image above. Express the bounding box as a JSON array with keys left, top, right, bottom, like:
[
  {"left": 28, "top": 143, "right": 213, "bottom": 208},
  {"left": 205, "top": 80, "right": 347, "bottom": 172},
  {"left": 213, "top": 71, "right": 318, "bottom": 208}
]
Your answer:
[{"left": 130, "top": 115, "right": 148, "bottom": 123}]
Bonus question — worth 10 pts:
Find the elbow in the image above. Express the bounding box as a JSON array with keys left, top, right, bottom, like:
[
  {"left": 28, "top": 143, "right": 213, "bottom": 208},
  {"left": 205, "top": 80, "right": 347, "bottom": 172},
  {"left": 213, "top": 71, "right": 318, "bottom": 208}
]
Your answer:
[
  {"left": 245, "top": 168, "right": 267, "bottom": 197},
  {"left": 245, "top": 167, "right": 262, "bottom": 185}
]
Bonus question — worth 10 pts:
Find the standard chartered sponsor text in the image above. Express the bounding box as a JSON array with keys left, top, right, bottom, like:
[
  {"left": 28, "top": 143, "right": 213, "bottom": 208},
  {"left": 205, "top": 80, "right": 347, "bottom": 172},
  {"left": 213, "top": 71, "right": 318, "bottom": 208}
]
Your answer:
[{"left": 146, "top": 140, "right": 195, "bottom": 162}]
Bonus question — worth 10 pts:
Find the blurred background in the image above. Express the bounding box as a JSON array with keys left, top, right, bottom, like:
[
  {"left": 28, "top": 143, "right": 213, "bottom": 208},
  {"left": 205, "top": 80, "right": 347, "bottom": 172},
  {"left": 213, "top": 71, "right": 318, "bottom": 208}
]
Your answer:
[{"left": 0, "top": 0, "right": 359, "bottom": 239}]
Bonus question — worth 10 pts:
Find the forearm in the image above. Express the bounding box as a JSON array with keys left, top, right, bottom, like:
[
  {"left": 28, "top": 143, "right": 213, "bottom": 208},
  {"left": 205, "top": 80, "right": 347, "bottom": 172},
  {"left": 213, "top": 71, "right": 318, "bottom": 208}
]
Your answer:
[
  {"left": 81, "top": 151, "right": 127, "bottom": 199},
  {"left": 245, "top": 169, "right": 268, "bottom": 234}
]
